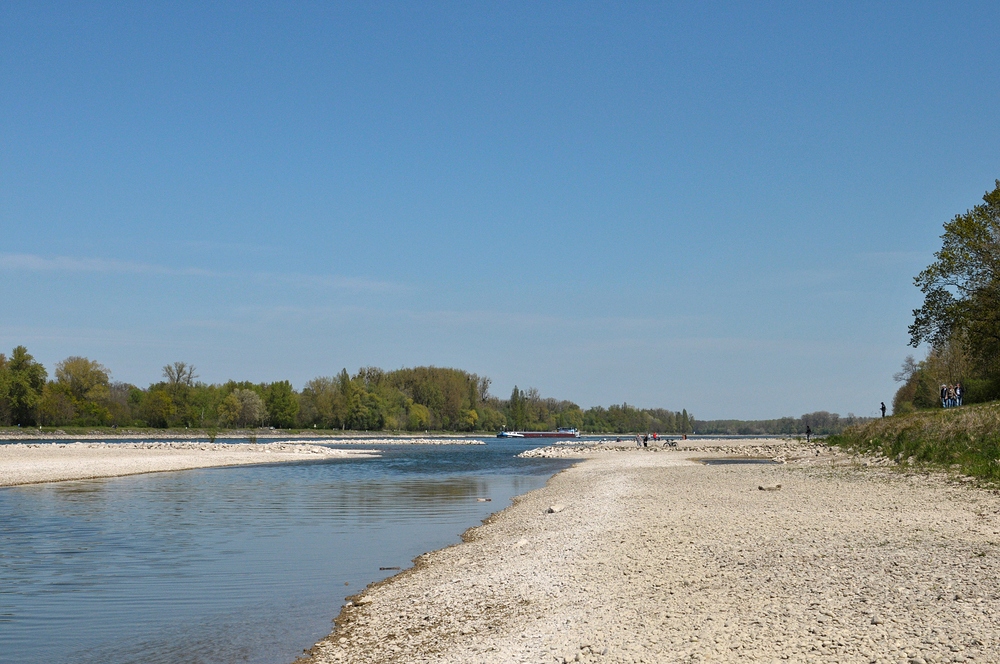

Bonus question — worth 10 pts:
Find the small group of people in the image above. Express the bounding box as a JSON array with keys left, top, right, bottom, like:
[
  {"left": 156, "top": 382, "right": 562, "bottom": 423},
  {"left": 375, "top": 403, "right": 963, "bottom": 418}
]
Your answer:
[
  {"left": 634, "top": 432, "right": 659, "bottom": 447},
  {"left": 940, "top": 383, "right": 963, "bottom": 408}
]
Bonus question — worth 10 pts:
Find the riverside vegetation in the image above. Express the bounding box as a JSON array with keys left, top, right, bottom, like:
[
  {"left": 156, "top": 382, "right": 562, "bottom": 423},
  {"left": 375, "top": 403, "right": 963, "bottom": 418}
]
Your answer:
[
  {"left": 0, "top": 352, "right": 853, "bottom": 436},
  {"left": 835, "top": 180, "right": 1000, "bottom": 481},
  {"left": 893, "top": 180, "right": 1000, "bottom": 414},
  {"left": 831, "top": 401, "right": 1000, "bottom": 482},
  {"left": 0, "top": 355, "right": 702, "bottom": 434}
]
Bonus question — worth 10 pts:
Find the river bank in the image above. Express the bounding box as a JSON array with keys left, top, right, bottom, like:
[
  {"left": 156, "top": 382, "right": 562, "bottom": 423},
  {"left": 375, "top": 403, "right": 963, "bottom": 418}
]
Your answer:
[
  {"left": 298, "top": 441, "right": 1000, "bottom": 663},
  {"left": 0, "top": 441, "right": 379, "bottom": 487},
  {"left": 830, "top": 401, "right": 1000, "bottom": 483}
]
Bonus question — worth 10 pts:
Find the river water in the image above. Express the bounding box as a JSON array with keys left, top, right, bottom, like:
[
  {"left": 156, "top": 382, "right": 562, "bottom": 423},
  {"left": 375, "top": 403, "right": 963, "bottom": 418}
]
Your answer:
[{"left": 0, "top": 438, "right": 573, "bottom": 664}]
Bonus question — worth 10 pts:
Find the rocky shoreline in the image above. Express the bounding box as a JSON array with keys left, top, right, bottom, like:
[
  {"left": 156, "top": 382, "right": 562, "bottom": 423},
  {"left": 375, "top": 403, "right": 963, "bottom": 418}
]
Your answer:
[{"left": 297, "top": 441, "right": 1000, "bottom": 664}]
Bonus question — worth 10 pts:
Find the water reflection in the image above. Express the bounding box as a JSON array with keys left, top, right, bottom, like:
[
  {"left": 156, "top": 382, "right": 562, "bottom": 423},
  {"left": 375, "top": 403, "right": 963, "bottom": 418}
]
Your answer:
[{"left": 0, "top": 440, "right": 571, "bottom": 664}]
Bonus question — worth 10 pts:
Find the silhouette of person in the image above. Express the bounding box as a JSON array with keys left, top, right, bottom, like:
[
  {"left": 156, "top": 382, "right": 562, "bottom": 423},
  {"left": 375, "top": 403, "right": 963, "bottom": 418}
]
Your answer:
[
  {"left": 880, "top": 402, "right": 886, "bottom": 418},
  {"left": 806, "top": 425, "right": 812, "bottom": 443}
]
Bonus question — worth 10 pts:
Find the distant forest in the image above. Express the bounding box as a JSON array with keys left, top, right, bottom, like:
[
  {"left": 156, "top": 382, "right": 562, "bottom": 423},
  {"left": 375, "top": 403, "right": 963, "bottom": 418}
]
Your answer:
[
  {"left": 693, "top": 412, "right": 867, "bottom": 436},
  {"left": 0, "top": 346, "right": 860, "bottom": 435},
  {"left": 0, "top": 347, "right": 704, "bottom": 434}
]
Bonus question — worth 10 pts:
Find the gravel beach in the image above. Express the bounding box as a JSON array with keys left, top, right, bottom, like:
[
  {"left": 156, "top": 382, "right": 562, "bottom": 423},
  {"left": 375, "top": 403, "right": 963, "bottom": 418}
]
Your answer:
[
  {"left": 298, "top": 442, "right": 1000, "bottom": 664},
  {"left": 0, "top": 441, "right": 378, "bottom": 487}
]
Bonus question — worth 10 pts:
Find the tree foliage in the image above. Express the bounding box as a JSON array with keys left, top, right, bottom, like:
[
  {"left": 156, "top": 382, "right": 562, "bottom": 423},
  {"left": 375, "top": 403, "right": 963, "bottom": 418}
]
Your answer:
[
  {"left": 694, "top": 411, "right": 861, "bottom": 435},
  {"left": 218, "top": 388, "right": 267, "bottom": 427},
  {"left": 582, "top": 404, "right": 693, "bottom": 434},
  {"left": 910, "top": 180, "right": 1000, "bottom": 375},
  {"left": 0, "top": 350, "right": 703, "bottom": 433},
  {"left": 265, "top": 380, "right": 299, "bottom": 429},
  {"left": 895, "top": 181, "right": 1000, "bottom": 413},
  {"left": 892, "top": 335, "right": 1000, "bottom": 414},
  {"left": 0, "top": 346, "right": 48, "bottom": 425}
]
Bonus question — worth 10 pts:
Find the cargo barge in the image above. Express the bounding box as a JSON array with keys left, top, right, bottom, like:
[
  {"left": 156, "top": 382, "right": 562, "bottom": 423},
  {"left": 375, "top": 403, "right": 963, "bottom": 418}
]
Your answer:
[{"left": 497, "top": 428, "right": 580, "bottom": 439}]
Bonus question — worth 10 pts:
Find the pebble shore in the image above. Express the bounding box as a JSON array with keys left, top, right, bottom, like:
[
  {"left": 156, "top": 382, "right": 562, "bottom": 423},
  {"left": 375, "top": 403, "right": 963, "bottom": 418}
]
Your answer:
[
  {"left": 297, "top": 442, "right": 1000, "bottom": 664},
  {"left": 0, "top": 441, "right": 378, "bottom": 486}
]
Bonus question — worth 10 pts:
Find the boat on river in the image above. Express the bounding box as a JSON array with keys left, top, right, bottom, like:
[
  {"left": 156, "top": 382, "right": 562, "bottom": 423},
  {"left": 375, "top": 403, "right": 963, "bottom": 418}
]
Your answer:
[{"left": 497, "top": 428, "right": 580, "bottom": 439}]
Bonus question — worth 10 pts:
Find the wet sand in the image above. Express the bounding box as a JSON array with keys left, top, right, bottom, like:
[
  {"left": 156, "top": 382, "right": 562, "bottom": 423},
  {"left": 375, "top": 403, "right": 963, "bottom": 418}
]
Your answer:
[
  {"left": 0, "top": 442, "right": 378, "bottom": 487},
  {"left": 299, "top": 441, "right": 1000, "bottom": 664}
]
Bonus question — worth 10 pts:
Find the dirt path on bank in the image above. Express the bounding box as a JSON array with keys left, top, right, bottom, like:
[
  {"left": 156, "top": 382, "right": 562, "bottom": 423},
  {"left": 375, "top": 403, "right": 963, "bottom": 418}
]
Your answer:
[{"left": 299, "top": 447, "right": 1000, "bottom": 664}]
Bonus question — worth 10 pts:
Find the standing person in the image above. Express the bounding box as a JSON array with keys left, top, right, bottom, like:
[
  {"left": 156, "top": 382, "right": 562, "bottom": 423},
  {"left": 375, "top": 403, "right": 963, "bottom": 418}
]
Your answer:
[
  {"left": 947, "top": 384, "right": 956, "bottom": 408},
  {"left": 880, "top": 402, "right": 887, "bottom": 418},
  {"left": 941, "top": 384, "right": 948, "bottom": 408},
  {"left": 806, "top": 425, "right": 812, "bottom": 443},
  {"left": 635, "top": 434, "right": 642, "bottom": 448},
  {"left": 955, "top": 382, "right": 963, "bottom": 407},
  {"left": 643, "top": 434, "right": 649, "bottom": 447}
]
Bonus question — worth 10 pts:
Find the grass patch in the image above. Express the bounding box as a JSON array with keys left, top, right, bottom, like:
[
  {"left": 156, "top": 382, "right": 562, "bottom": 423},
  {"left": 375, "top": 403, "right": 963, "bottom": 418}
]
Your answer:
[{"left": 829, "top": 401, "right": 1000, "bottom": 482}]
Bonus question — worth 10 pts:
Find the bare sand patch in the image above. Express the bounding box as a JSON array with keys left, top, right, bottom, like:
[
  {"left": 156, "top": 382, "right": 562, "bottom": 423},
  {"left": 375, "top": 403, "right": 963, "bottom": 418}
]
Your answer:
[
  {"left": 298, "top": 445, "right": 1000, "bottom": 664},
  {"left": 0, "top": 442, "right": 377, "bottom": 487}
]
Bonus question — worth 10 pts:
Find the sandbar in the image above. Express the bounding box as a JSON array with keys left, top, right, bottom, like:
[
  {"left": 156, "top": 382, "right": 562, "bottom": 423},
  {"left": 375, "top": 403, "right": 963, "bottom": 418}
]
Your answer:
[
  {"left": 299, "top": 440, "right": 1000, "bottom": 663},
  {"left": 0, "top": 442, "right": 378, "bottom": 487}
]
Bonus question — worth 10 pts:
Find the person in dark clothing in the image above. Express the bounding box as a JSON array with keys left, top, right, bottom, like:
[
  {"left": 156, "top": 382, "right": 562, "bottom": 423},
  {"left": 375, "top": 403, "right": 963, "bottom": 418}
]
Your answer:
[
  {"left": 880, "top": 402, "right": 886, "bottom": 417},
  {"left": 806, "top": 425, "right": 812, "bottom": 443}
]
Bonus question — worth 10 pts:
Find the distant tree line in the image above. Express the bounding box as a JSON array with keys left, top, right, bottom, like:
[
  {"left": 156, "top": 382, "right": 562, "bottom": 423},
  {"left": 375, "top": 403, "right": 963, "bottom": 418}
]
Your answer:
[
  {"left": 693, "top": 411, "right": 866, "bottom": 436},
  {"left": 0, "top": 348, "right": 697, "bottom": 433},
  {"left": 895, "top": 180, "right": 1000, "bottom": 413}
]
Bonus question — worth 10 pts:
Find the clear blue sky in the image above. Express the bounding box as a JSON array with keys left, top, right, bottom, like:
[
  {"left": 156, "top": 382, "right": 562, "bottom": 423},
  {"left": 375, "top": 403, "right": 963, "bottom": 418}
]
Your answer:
[{"left": 2, "top": 2, "right": 998, "bottom": 419}]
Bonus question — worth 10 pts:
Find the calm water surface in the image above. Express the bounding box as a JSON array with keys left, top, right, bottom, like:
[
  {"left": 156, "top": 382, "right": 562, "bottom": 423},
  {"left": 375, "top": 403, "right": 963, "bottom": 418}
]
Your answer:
[{"left": 0, "top": 439, "right": 572, "bottom": 664}]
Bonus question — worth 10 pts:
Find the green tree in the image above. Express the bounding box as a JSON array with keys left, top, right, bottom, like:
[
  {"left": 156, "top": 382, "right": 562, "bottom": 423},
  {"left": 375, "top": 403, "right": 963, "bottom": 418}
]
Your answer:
[
  {"left": 158, "top": 362, "right": 198, "bottom": 425},
  {"left": 297, "top": 376, "right": 338, "bottom": 428},
  {"left": 507, "top": 386, "right": 528, "bottom": 430},
  {"left": 0, "top": 353, "right": 9, "bottom": 425},
  {"left": 140, "top": 388, "right": 176, "bottom": 427},
  {"left": 55, "top": 357, "right": 110, "bottom": 402},
  {"left": 910, "top": 180, "right": 1000, "bottom": 376},
  {"left": 265, "top": 381, "right": 299, "bottom": 429},
  {"left": 38, "top": 383, "right": 75, "bottom": 425},
  {"left": 475, "top": 406, "right": 506, "bottom": 432},
  {"left": 406, "top": 402, "right": 431, "bottom": 430},
  {"left": 52, "top": 356, "right": 112, "bottom": 425},
  {"left": 218, "top": 388, "right": 267, "bottom": 427},
  {"left": 4, "top": 346, "right": 48, "bottom": 425},
  {"left": 554, "top": 405, "right": 583, "bottom": 430}
]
